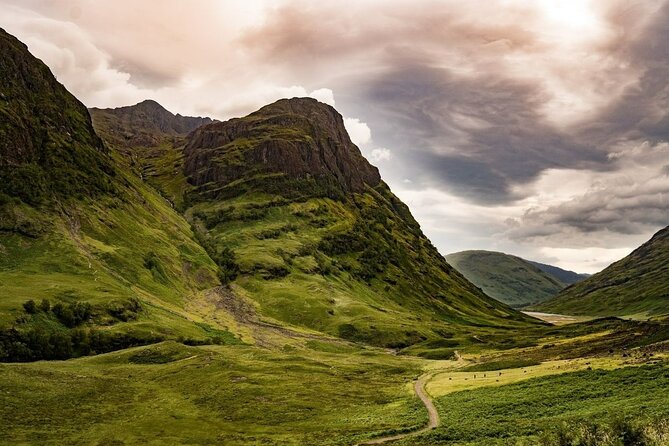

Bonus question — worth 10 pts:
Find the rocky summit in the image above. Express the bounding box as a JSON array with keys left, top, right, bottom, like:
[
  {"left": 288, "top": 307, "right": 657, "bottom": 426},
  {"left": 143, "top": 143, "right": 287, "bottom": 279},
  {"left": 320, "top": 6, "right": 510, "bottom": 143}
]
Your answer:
[
  {"left": 184, "top": 97, "right": 381, "bottom": 197},
  {"left": 90, "top": 99, "right": 213, "bottom": 148}
]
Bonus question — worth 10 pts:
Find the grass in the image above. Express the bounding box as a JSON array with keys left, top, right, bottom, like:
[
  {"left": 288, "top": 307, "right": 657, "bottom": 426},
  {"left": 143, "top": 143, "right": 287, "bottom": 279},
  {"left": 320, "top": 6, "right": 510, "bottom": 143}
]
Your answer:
[
  {"left": 0, "top": 341, "right": 427, "bottom": 446},
  {"left": 426, "top": 357, "right": 630, "bottom": 397},
  {"left": 403, "top": 361, "right": 669, "bottom": 445}
]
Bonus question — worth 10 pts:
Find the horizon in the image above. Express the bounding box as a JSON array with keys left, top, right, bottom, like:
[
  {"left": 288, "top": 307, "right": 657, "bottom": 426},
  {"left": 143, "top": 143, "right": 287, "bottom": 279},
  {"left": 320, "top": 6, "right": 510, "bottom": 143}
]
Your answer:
[{"left": 5, "top": 0, "right": 669, "bottom": 273}]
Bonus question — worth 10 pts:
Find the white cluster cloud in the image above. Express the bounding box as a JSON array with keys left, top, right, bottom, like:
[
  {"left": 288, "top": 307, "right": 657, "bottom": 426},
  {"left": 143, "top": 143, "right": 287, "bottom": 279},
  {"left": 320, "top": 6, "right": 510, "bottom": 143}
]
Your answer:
[
  {"left": 370, "top": 147, "right": 392, "bottom": 162},
  {"left": 343, "top": 117, "right": 372, "bottom": 146}
]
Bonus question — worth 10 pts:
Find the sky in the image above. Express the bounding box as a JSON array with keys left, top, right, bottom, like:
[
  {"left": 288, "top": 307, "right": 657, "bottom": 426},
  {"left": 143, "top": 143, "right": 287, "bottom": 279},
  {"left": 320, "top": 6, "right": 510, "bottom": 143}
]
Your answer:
[{"left": 3, "top": 0, "right": 669, "bottom": 273}]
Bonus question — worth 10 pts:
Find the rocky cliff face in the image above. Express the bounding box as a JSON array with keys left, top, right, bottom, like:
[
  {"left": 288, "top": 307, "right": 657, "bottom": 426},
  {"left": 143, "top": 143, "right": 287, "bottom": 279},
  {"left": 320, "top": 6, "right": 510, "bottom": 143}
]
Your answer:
[
  {"left": 0, "top": 28, "right": 114, "bottom": 205},
  {"left": 184, "top": 97, "right": 381, "bottom": 196},
  {"left": 90, "top": 100, "right": 213, "bottom": 148}
]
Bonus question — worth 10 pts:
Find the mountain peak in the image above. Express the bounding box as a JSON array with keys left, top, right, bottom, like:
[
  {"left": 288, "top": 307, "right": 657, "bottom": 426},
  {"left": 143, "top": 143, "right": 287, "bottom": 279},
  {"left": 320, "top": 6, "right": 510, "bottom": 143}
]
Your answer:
[
  {"left": 184, "top": 97, "right": 381, "bottom": 198},
  {"left": 255, "top": 96, "right": 334, "bottom": 115},
  {"left": 90, "top": 100, "right": 213, "bottom": 148},
  {"left": 133, "top": 98, "right": 169, "bottom": 112}
]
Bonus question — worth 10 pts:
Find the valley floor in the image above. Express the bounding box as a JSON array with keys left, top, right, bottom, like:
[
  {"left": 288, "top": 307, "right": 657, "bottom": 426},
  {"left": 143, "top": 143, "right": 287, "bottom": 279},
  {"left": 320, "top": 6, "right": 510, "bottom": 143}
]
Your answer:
[{"left": 2, "top": 318, "right": 669, "bottom": 446}]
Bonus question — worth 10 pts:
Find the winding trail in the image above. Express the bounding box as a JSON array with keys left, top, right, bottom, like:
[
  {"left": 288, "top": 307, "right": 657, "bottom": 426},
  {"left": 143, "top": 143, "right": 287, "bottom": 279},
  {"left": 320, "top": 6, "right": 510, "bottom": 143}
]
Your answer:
[{"left": 355, "top": 374, "right": 439, "bottom": 445}]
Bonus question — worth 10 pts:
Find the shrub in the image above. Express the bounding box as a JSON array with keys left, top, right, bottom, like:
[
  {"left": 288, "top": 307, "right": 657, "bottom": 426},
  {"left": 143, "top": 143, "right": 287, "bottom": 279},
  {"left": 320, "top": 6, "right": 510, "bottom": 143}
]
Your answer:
[
  {"left": 542, "top": 418, "right": 669, "bottom": 446},
  {"left": 39, "top": 298, "right": 51, "bottom": 312},
  {"left": 52, "top": 301, "right": 92, "bottom": 327},
  {"left": 106, "top": 298, "right": 142, "bottom": 322},
  {"left": 22, "top": 300, "right": 37, "bottom": 314},
  {"left": 214, "top": 247, "right": 240, "bottom": 284}
]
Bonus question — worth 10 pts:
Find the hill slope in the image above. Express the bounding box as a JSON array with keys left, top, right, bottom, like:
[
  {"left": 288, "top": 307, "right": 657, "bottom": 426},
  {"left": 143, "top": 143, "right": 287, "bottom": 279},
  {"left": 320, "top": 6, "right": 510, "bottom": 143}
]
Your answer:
[
  {"left": 173, "top": 98, "right": 539, "bottom": 348},
  {"left": 537, "top": 226, "right": 669, "bottom": 317},
  {"left": 0, "top": 28, "right": 229, "bottom": 361},
  {"left": 445, "top": 250, "right": 567, "bottom": 308}
]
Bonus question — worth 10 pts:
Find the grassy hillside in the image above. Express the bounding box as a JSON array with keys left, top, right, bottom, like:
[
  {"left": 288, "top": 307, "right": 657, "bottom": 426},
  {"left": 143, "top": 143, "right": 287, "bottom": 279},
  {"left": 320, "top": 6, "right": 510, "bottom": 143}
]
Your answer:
[
  {"left": 410, "top": 363, "right": 669, "bottom": 445},
  {"left": 445, "top": 250, "right": 567, "bottom": 308},
  {"left": 537, "top": 226, "right": 669, "bottom": 317},
  {"left": 0, "top": 28, "right": 234, "bottom": 361}
]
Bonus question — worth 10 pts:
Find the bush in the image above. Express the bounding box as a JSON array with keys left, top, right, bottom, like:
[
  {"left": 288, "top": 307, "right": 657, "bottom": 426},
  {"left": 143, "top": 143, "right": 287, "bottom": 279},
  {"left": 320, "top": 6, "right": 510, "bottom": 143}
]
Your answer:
[
  {"left": 106, "top": 298, "right": 141, "bottom": 322},
  {"left": 39, "top": 299, "right": 51, "bottom": 312},
  {"left": 52, "top": 301, "right": 92, "bottom": 327},
  {"left": 22, "top": 300, "right": 37, "bottom": 314},
  {"left": 214, "top": 247, "right": 240, "bottom": 284}
]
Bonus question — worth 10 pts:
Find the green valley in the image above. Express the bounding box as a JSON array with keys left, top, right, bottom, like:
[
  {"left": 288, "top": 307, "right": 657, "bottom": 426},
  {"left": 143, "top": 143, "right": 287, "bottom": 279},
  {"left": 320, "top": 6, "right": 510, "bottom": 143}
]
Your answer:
[{"left": 2, "top": 24, "right": 669, "bottom": 446}]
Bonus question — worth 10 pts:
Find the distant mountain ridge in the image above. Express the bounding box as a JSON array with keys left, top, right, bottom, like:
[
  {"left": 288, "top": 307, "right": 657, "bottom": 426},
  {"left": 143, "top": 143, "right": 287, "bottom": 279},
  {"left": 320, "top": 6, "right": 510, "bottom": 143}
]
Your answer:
[
  {"left": 537, "top": 226, "right": 669, "bottom": 317},
  {"left": 528, "top": 261, "right": 589, "bottom": 285},
  {"left": 445, "top": 250, "right": 587, "bottom": 308},
  {"left": 90, "top": 99, "right": 213, "bottom": 148}
]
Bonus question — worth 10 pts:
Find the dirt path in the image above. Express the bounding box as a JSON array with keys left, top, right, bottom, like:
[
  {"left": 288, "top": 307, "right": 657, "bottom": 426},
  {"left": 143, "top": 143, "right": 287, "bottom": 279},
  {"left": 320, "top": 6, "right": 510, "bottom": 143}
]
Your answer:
[{"left": 355, "top": 374, "right": 439, "bottom": 445}]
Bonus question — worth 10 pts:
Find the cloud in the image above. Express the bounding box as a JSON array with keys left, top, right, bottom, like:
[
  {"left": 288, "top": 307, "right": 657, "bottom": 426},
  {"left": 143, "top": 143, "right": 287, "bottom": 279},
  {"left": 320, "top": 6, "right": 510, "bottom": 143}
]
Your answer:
[
  {"left": 504, "top": 141, "right": 669, "bottom": 246},
  {"left": 370, "top": 148, "right": 392, "bottom": 162},
  {"left": 308, "top": 88, "right": 335, "bottom": 106},
  {"left": 343, "top": 117, "right": 372, "bottom": 146}
]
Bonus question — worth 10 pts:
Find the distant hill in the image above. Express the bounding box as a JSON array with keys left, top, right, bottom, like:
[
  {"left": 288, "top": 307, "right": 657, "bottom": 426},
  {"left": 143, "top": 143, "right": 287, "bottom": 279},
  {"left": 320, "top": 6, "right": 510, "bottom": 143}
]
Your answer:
[
  {"left": 528, "top": 261, "right": 589, "bottom": 285},
  {"left": 536, "top": 226, "right": 669, "bottom": 317},
  {"left": 445, "top": 250, "right": 569, "bottom": 308}
]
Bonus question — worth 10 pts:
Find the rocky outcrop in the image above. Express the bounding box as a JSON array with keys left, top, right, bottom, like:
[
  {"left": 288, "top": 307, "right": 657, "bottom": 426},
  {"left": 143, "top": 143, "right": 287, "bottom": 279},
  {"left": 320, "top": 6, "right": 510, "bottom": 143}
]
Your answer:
[{"left": 183, "top": 97, "right": 381, "bottom": 195}]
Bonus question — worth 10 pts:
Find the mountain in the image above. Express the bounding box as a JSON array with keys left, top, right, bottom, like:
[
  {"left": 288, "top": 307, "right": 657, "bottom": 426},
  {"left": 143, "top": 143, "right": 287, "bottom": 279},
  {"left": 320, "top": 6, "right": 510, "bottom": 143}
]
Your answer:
[
  {"left": 445, "top": 250, "right": 568, "bottom": 308},
  {"left": 90, "top": 100, "right": 212, "bottom": 148},
  {"left": 0, "top": 26, "right": 539, "bottom": 364},
  {"left": 0, "top": 28, "right": 224, "bottom": 361},
  {"left": 0, "top": 29, "right": 114, "bottom": 206},
  {"left": 528, "top": 261, "right": 589, "bottom": 285},
  {"left": 149, "top": 97, "right": 540, "bottom": 349},
  {"left": 90, "top": 101, "right": 212, "bottom": 208},
  {"left": 537, "top": 226, "right": 669, "bottom": 317}
]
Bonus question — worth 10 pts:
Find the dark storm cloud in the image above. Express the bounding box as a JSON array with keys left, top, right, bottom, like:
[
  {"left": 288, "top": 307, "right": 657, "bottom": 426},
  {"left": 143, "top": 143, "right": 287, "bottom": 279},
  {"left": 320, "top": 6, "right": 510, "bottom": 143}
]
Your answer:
[
  {"left": 357, "top": 65, "right": 607, "bottom": 203},
  {"left": 577, "top": 2, "right": 669, "bottom": 144}
]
